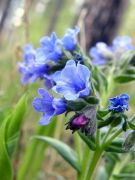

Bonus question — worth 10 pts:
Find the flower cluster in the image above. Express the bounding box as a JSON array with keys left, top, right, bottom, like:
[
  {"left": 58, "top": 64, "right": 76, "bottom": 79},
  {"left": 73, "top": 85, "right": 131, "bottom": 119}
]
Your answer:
[
  {"left": 89, "top": 36, "right": 134, "bottom": 65},
  {"left": 32, "top": 60, "right": 91, "bottom": 127},
  {"left": 19, "top": 27, "right": 132, "bottom": 137},
  {"left": 108, "top": 93, "right": 130, "bottom": 112},
  {"left": 18, "top": 27, "right": 79, "bottom": 87}
]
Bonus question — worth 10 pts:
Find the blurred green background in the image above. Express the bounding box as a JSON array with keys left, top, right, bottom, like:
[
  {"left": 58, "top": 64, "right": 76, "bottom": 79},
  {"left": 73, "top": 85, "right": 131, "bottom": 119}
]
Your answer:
[{"left": 0, "top": 0, "right": 135, "bottom": 179}]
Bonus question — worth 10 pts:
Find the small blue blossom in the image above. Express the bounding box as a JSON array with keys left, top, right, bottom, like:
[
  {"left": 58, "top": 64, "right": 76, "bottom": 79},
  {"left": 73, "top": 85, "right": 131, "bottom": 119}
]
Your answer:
[
  {"left": 32, "top": 88, "right": 67, "bottom": 125},
  {"left": 53, "top": 60, "right": 91, "bottom": 100},
  {"left": 39, "top": 32, "right": 63, "bottom": 62},
  {"left": 108, "top": 93, "right": 130, "bottom": 112},
  {"left": 89, "top": 42, "right": 113, "bottom": 65},
  {"left": 89, "top": 36, "right": 134, "bottom": 65},
  {"left": 112, "top": 36, "right": 134, "bottom": 51},
  {"left": 62, "top": 26, "right": 79, "bottom": 51},
  {"left": 18, "top": 44, "right": 49, "bottom": 85}
]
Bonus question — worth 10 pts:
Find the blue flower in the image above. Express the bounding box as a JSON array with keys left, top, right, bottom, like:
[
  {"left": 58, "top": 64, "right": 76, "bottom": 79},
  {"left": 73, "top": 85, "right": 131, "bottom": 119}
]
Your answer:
[
  {"left": 39, "top": 32, "right": 63, "bottom": 62},
  {"left": 89, "top": 42, "right": 113, "bottom": 65},
  {"left": 53, "top": 60, "right": 91, "bottom": 100},
  {"left": 32, "top": 88, "right": 67, "bottom": 125},
  {"left": 89, "top": 36, "right": 134, "bottom": 65},
  {"left": 112, "top": 36, "right": 134, "bottom": 51},
  {"left": 108, "top": 93, "right": 130, "bottom": 112},
  {"left": 62, "top": 26, "right": 79, "bottom": 51},
  {"left": 18, "top": 44, "right": 49, "bottom": 85}
]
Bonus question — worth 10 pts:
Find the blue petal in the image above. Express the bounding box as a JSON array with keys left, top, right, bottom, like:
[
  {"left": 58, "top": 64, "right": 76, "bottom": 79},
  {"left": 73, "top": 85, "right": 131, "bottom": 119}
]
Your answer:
[
  {"left": 53, "top": 99, "right": 66, "bottom": 115},
  {"left": 120, "top": 93, "right": 130, "bottom": 100},
  {"left": 39, "top": 113, "right": 53, "bottom": 125},
  {"left": 62, "top": 36, "right": 76, "bottom": 51},
  {"left": 77, "top": 63, "right": 90, "bottom": 83},
  {"left": 32, "top": 97, "right": 54, "bottom": 113},
  {"left": 38, "top": 88, "right": 53, "bottom": 101},
  {"left": 51, "top": 32, "right": 57, "bottom": 43},
  {"left": 61, "top": 61, "right": 83, "bottom": 86},
  {"left": 79, "top": 87, "right": 90, "bottom": 97},
  {"left": 53, "top": 83, "right": 79, "bottom": 100}
]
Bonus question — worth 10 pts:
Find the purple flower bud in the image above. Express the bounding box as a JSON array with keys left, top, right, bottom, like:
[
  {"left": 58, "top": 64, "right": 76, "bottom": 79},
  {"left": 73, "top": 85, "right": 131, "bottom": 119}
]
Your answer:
[
  {"left": 66, "top": 114, "right": 88, "bottom": 133},
  {"left": 72, "top": 115, "right": 89, "bottom": 128},
  {"left": 66, "top": 106, "right": 97, "bottom": 136}
]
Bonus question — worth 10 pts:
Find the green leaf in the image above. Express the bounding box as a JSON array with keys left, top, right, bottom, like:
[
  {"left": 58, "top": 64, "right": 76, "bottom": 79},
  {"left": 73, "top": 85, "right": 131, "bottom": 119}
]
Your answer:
[
  {"left": 0, "top": 115, "right": 12, "bottom": 180},
  {"left": 34, "top": 136, "right": 81, "bottom": 172},
  {"left": 119, "top": 51, "right": 135, "bottom": 69},
  {"left": 128, "top": 122, "right": 135, "bottom": 130},
  {"left": 113, "top": 173, "right": 135, "bottom": 179},
  {"left": 124, "top": 67, "right": 135, "bottom": 74},
  {"left": 84, "top": 96, "right": 99, "bottom": 104},
  {"left": 98, "top": 116, "right": 115, "bottom": 128},
  {"left": 67, "top": 99, "right": 87, "bottom": 111},
  {"left": 114, "top": 74, "right": 135, "bottom": 83},
  {"left": 92, "top": 66, "right": 108, "bottom": 92},
  {"left": 105, "top": 145, "right": 127, "bottom": 153},
  {"left": 97, "top": 110, "right": 110, "bottom": 118},
  {"left": 6, "top": 94, "right": 27, "bottom": 140},
  {"left": 0, "top": 94, "right": 27, "bottom": 180},
  {"left": 105, "top": 138, "right": 127, "bottom": 153},
  {"left": 78, "top": 132, "right": 96, "bottom": 151}
]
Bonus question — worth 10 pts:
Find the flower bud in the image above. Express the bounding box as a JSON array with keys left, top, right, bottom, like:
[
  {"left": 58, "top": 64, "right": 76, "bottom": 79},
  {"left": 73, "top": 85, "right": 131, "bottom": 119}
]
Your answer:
[
  {"left": 123, "top": 131, "right": 135, "bottom": 151},
  {"left": 66, "top": 114, "right": 89, "bottom": 133}
]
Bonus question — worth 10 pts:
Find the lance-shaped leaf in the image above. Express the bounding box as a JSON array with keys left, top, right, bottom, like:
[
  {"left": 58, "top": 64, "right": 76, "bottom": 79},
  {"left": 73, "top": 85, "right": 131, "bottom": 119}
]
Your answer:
[
  {"left": 0, "top": 94, "right": 27, "bottom": 180},
  {"left": 128, "top": 122, "right": 135, "bottom": 130},
  {"left": 113, "top": 173, "right": 135, "bottom": 179},
  {"left": 119, "top": 51, "right": 135, "bottom": 69},
  {"left": 114, "top": 74, "right": 135, "bottom": 83},
  {"left": 6, "top": 94, "right": 27, "bottom": 140},
  {"left": 67, "top": 99, "right": 87, "bottom": 111},
  {"left": 105, "top": 138, "right": 127, "bottom": 153},
  {"left": 34, "top": 136, "right": 81, "bottom": 172},
  {"left": 0, "top": 116, "right": 12, "bottom": 180},
  {"left": 6, "top": 94, "right": 27, "bottom": 157}
]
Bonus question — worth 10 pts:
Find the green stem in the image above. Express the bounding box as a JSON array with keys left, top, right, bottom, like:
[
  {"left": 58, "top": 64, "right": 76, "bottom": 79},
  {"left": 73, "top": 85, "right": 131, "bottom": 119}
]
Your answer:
[
  {"left": 74, "top": 133, "right": 82, "bottom": 164},
  {"left": 85, "top": 148, "right": 103, "bottom": 180},
  {"left": 96, "top": 129, "right": 100, "bottom": 147},
  {"left": 102, "top": 126, "right": 113, "bottom": 146},
  {"left": 105, "top": 128, "right": 123, "bottom": 148},
  {"left": 84, "top": 127, "right": 122, "bottom": 180},
  {"left": 77, "top": 144, "right": 91, "bottom": 180},
  {"left": 101, "top": 66, "right": 115, "bottom": 107}
]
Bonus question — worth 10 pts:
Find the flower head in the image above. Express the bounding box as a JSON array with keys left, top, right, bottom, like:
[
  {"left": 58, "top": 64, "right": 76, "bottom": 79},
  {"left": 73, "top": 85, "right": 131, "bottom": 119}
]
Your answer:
[
  {"left": 108, "top": 93, "right": 130, "bottom": 112},
  {"left": 66, "top": 106, "right": 97, "bottom": 136},
  {"left": 32, "top": 88, "right": 67, "bottom": 125},
  {"left": 89, "top": 36, "right": 134, "bottom": 65},
  {"left": 62, "top": 26, "right": 79, "bottom": 51},
  {"left": 89, "top": 42, "right": 113, "bottom": 65},
  {"left": 66, "top": 114, "right": 89, "bottom": 133},
  {"left": 18, "top": 44, "right": 49, "bottom": 85},
  {"left": 39, "top": 32, "right": 63, "bottom": 62},
  {"left": 112, "top": 36, "right": 134, "bottom": 52},
  {"left": 53, "top": 60, "right": 91, "bottom": 100}
]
